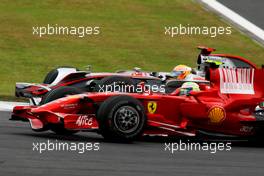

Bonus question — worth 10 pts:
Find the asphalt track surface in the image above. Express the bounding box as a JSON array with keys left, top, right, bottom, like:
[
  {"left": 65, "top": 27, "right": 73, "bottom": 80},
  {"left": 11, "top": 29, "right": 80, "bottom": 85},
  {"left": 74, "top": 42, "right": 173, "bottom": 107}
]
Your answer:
[
  {"left": 1, "top": 111, "right": 264, "bottom": 176},
  {"left": 218, "top": 0, "right": 264, "bottom": 29}
]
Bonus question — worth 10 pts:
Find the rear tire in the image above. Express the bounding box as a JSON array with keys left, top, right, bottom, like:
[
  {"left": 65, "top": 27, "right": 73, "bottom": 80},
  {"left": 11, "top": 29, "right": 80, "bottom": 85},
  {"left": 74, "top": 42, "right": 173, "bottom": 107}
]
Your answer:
[{"left": 97, "top": 95, "right": 146, "bottom": 141}]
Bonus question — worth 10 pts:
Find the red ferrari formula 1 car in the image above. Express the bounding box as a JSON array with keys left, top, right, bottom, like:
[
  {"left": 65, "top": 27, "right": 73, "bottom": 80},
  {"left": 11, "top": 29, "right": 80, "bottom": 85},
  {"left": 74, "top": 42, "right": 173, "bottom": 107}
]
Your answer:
[{"left": 11, "top": 64, "right": 264, "bottom": 141}]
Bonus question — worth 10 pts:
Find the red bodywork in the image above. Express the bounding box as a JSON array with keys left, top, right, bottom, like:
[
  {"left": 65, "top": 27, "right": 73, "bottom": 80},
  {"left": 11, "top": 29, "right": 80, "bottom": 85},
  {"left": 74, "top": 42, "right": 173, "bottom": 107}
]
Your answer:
[{"left": 12, "top": 67, "right": 264, "bottom": 138}]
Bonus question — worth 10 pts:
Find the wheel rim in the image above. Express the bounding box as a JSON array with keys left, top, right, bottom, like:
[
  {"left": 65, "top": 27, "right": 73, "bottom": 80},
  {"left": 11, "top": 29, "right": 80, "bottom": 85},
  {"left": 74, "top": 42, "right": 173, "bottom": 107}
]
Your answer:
[{"left": 113, "top": 106, "right": 140, "bottom": 134}]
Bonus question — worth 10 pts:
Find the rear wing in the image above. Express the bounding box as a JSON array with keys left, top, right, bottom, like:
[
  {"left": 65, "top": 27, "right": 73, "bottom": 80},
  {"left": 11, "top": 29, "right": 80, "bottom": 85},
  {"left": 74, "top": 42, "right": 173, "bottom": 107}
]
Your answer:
[
  {"left": 197, "top": 46, "right": 216, "bottom": 55},
  {"left": 209, "top": 68, "right": 264, "bottom": 98},
  {"left": 219, "top": 68, "right": 255, "bottom": 95}
]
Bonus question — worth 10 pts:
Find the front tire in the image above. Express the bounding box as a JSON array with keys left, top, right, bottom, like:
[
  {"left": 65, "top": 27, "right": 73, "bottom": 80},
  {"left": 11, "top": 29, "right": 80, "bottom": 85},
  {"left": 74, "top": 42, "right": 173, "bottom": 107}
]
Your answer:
[
  {"left": 40, "top": 86, "right": 83, "bottom": 105},
  {"left": 43, "top": 66, "right": 78, "bottom": 84},
  {"left": 97, "top": 95, "right": 146, "bottom": 141},
  {"left": 43, "top": 68, "right": 59, "bottom": 84}
]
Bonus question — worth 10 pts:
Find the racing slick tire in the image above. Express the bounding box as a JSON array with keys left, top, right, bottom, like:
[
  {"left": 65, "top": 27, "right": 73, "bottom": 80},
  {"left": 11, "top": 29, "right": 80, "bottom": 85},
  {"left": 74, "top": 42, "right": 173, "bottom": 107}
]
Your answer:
[
  {"left": 40, "top": 86, "right": 83, "bottom": 135},
  {"left": 43, "top": 66, "right": 78, "bottom": 84},
  {"left": 95, "top": 76, "right": 135, "bottom": 93},
  {"left": 40, "top": 86, "right": 83, "bottom": 105},
  {"left": 43, "top": 68, "right": 59, "bottom": 84},
  {"left": 97, "top": 95, "right": 147, "bottom": 141}
]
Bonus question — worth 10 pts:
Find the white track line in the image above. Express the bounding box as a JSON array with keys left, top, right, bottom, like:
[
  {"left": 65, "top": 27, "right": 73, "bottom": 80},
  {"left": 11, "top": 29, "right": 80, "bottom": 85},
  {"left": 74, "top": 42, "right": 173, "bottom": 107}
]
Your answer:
[
  {"left": 0, "top": 101, "right": 29, "bottom": 112},
  {"left": 201, "top": 0, "right": 264, "bottom": 42}
]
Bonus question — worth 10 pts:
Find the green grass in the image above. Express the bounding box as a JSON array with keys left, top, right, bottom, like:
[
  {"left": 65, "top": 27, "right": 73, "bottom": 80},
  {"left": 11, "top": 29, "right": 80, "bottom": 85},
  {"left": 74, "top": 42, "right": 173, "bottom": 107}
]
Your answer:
[{"left": 0, "top": 0, "right": 264, "bottom": 99}]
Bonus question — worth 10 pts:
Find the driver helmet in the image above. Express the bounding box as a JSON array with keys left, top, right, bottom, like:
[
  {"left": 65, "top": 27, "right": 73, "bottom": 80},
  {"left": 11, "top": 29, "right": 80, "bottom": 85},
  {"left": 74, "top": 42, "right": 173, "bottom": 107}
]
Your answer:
[
  {"left": 179, "top": 82, "right": 200, "bottom": 96},
  {"left": 171, "top": 65, "right": 192, "bottom": 80}
]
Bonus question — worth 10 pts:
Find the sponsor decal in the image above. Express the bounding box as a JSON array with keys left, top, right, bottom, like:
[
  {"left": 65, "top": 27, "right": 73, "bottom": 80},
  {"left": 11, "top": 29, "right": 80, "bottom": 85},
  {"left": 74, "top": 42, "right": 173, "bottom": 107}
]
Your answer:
[
  {"left": 76, "top": 115, "right": 93, "bottom": 127},
  {"left": 131, "top": 72, "right": 149, "bottom": 77},
  {"left": 202, "top": 56, "right": 226, "bottom": 62},
  {"left": 219, "top": 68, "right": 255, "bottom": 94},
  {"left": 148, "top": 101, "right": 157, "bottom": 114},
  {"left": 240, "top": 126, "right": 253, "bottom": 133},
  {"left": 65, "top": 94, "right": 83, "bottom": 99},
  {"left": 208, "top": 106, "right": 226, "bottom": 124},
  {"left": 61, "top": 103, "right": 78, "bottom": 110}
]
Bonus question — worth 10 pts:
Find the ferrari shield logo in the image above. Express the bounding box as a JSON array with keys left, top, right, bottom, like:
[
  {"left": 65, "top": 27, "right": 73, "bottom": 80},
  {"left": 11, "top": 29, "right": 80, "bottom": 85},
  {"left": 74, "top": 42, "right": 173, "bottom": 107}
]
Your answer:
[
  {"left": 148, "top": 101, "right": 157, "bottom": 114},
  {"left": 208, "top": 106, "right": 226, "bottom": 124}
]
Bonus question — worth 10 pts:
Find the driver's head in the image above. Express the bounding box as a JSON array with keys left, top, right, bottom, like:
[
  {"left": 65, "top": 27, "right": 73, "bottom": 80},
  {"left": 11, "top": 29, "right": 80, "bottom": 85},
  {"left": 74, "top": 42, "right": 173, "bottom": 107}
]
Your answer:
[
  {"left": 179, "top": 82, "right": 200, "bottom": 96},
  {"left": 171, "top": 65, "right": 192, "bottom": 80}
]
